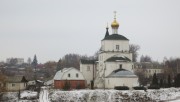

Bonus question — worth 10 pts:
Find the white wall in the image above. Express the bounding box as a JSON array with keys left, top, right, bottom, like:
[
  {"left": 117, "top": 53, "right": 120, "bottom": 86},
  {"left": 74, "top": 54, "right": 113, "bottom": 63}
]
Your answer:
[
  {"left": 61, "top": 68, "right": 85, "bottom": 80},
  {"left": 105, "top": 77, "right": 139, "bottom": 88},
  {"left": 145, "top": 68, "right": 163, "bottom": 78},
  {"left": 101, "top": 40, "right": 129, "bottom": 52},
  {"left": 80, "top": 64, "right": 94, "bottom": 85},
  {"left": 6, "top": 82, "right": 26, "bottom": 91}
]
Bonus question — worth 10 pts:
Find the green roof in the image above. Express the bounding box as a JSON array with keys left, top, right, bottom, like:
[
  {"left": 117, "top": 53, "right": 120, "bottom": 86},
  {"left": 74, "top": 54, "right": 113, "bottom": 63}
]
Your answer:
[
  {"left": 106, "top": 56, "right": 131, "bottom": 62},
  {"left": 102, "top": 34, "right": 129, "bottom": 40},
  {"left": 80, "top": 59, "right": 96, "bottom": 64}
]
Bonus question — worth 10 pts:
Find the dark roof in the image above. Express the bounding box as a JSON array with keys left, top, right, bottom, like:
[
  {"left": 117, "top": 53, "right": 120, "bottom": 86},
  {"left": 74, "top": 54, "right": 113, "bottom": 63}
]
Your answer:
[
  {"left": 106, "top": 56, "right": 131, "bottom": 62},
  {"left": 6, "top": 76, "right": 28, "bottom": 83},
  {"left": 102, "top": 34, "right": 129, "bottom": 41},
  {"left": 106, "top": 68, "right": 137, "bottom": 78},
  {"left": 80, "top": 59, "right": 96, "bottom": 64}
]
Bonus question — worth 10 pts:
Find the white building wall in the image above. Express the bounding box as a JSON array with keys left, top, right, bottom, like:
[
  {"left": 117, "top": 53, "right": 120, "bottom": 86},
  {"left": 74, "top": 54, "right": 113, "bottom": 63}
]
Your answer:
[
  {"left": 17, "top": 58, "right": 24, "bottom": 65},
  {"left": 105, "top": 77, "right": 139, "bottom": 88},
  {"left": 105, "top": 62, "right": 134, "bottom": 76},
  {"left": 146, "top": 68, "right": 163, "bottom": 78},
  {"left": 101, "top": 40, "right": 129, "bottom": 52},
  {"left": 6, "top": 83, "right": 26, "bottom": 91},
  {"left": 6, "top": 58, "right": 24, "bottom": 65},
  {"left": 80, "top": 64, "right": 94, "bottom": 85}
]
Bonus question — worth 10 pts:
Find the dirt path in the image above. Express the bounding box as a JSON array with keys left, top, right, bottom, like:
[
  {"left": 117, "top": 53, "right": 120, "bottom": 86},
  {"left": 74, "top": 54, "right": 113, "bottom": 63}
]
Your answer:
[{"left": 39, "top": 87, "right": 49, "bottom": 102}]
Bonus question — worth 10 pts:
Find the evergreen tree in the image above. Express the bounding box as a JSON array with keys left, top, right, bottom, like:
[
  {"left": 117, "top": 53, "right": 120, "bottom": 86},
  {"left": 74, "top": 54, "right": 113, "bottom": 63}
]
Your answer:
[
  {"left": 32, "top": 54, "right": 38, "bottom": 67},
  {"left": 152, "top": 73, "right": 158, "bottom": 86},
  {"left": 160, "top": 79, "right": 163, "bottom": 88},
  {"left": 168, "top": 75, "right": 171, "bottom": 87},
  {"left": 32, "top": 54, "right": 38, "bottom": 80},
  {"left": 175, "top": 74, "right": 180, "bottom": 87}
]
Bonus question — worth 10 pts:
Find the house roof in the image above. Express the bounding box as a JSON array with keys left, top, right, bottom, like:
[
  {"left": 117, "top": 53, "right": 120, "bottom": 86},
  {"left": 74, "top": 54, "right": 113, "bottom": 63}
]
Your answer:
[
  {"left": 106, "top": 55, "right": 131, "bottom": 62},
  {"left": 53, "top": 67, "right": 85, "bottom": 80},
  {"left": 106, "top": 69, "right": 137, "bottom": 78},
  {"left": 106, "top": 56, "right": 131, "bottom": 62},
  {"left": 6, "top": 76, "right": 28, "bottom": 83},
  {"left": 80, "top": 59, "right": 96, "bottom": 64},
  {"left": 102, "top": 34, "right": 129, "bottom": 41}
]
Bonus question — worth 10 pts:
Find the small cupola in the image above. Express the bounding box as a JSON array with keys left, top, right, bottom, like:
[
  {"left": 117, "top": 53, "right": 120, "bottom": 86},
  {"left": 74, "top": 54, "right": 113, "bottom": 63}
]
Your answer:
[{"left": 104, "top": 23, "right": 109, "bottom": 38}]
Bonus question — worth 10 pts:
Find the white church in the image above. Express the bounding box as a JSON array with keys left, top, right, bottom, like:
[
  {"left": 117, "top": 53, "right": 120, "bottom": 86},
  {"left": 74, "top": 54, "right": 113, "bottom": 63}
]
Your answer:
[{"left": 80, "top": 13, "right": 139, "bottom": 89}]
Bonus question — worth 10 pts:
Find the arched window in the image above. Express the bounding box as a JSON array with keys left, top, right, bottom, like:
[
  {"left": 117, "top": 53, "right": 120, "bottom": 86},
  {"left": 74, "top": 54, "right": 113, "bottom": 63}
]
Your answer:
[{"left": 68, "top": 73, "right": 70, "bottom": 77}]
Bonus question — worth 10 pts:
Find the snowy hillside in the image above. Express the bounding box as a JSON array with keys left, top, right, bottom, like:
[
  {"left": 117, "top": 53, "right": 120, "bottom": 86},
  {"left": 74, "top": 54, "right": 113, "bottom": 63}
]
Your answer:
[
  {"left": 1, "top": 88, "right": 180, "bottom": 102},
  {"left": 49, "top": 88, "right": 180, "bottom": 102}
]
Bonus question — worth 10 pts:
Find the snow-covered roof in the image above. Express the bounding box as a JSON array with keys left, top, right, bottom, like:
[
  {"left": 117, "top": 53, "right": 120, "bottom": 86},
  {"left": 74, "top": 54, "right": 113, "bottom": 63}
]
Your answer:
[
  {"left": 54, "top": 67, "right": 85, "bottom": 80},
  {"left": 44, "top": 79, "right": 53, "bottom": 85},
  {"left": 106, "top": 69, "right": 137, "bottom": 78}
]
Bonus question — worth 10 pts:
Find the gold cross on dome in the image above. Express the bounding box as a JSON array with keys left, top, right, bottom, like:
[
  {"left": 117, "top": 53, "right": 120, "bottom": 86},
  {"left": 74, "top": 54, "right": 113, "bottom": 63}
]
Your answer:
[{"left": 114, "top": 11, "right": 117, "bottom": 19}]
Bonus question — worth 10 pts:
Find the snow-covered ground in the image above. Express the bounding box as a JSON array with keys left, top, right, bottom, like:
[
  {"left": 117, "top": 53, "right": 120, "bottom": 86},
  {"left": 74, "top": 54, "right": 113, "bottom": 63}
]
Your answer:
[
  {"left": 39, "top": 87, "right": 50, "bottom": 102},
  {"left": 49, "top": 88, "right": 180, "bottom": 102},
  {"left": 0, "top": 91, "right": 38, "bottom": 102},
  {"left": 21, "top": 90, "right": 38, "bottom": 99},
  {"left": 2, "top": 87, "right": 180, "bottom": 102}
]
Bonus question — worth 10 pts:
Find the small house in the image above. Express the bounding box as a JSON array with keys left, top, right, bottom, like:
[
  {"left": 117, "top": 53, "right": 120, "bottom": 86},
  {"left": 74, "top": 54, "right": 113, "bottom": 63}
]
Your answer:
[
  {"left": 54, "top": 67, "right": 86, "bottom": 89},
  {"left": 5, "top": 76, "right": 28, "bottom": 91}
]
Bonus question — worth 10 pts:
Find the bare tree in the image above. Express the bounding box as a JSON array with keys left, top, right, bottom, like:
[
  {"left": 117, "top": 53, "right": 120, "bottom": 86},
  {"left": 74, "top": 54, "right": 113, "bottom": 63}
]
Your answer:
[
  {"left": 140, "top": 55, "right": 152, "bottom": 62},
  {"left": 129, "top": 44, "right": 140, "bottom": 62},
  {"left": 43, "top": 61, "right": 57, "bottom": 78},
  {"left": 61, "top": 54, "right": 81, "bottom": 69},
  {"left": 0, "top": 73, "right": 6, "bottom": 92}
]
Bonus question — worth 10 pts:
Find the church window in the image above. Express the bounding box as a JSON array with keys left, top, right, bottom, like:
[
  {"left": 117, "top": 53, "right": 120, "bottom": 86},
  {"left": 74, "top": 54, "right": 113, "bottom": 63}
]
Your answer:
[
  {"left": 119, "top": 64, "right": 122, "bottom": 69},
  {"left": 76, "top": 73, "right": 79, "bottom": 78},
  {"left": 116, "top": 45, "right": 119, "bottom": 50},
  {"left": 87, "top": 66, "right": 90, "bottom": 71},
  {"left": 68, "top": 73, "right": 70, "bottom": 77}
]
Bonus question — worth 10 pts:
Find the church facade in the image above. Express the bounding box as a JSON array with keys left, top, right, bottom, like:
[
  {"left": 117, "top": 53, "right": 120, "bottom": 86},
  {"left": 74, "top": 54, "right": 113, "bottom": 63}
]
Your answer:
[{"left": 80, "top": 13, "right": 139, "bottom": 89}]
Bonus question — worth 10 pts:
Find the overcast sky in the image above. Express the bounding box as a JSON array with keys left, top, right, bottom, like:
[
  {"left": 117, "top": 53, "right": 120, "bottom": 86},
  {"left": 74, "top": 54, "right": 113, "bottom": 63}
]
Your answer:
[{"left": 0, "top": 0, "right": 180, "bottom": 63}]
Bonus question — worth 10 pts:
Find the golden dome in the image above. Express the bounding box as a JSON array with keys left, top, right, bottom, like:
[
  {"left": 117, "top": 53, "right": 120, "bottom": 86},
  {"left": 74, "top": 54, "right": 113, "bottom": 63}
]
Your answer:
[
  {"left": 111, "top": 19, "right": 119, "bottom": 28},
  {"left": 111, "top": 11, "right": 119, "bottom": 28}
]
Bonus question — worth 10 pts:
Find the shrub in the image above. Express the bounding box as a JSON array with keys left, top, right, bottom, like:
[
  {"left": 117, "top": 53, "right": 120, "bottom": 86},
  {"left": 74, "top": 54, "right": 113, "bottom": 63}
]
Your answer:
[
  {"left": 114, "top": 86, "right": 129, "bottom": 90},
  {"left": 133, "top": 86, "right": 145, "bottom": 90},
  {"left": 148, "top": 85, "right": 160, "bottom": 89},
  {"left": 76, "top": 83, "right": 81, "bottom": 89},
  {"left": 63, "top": 80, "right": 71, "bottom": 90}
]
